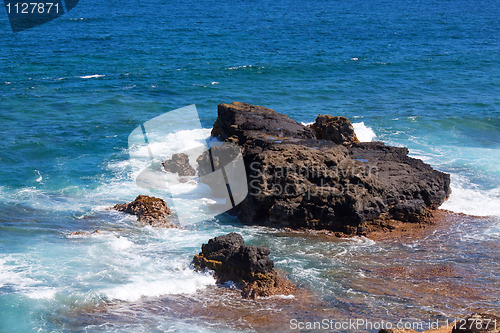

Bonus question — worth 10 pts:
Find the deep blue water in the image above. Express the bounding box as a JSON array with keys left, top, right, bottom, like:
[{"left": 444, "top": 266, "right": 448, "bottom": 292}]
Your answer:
[{"left": 0, "top": 0, "right": 499, "bottom": 332}]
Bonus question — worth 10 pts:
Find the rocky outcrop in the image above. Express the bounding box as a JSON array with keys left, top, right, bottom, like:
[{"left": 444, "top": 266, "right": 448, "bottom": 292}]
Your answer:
[
  {"left": 210, "top": 102, "right": 451, "bottom": 234},
  {"left": 192, "top": 232, "right": 294, "bottom": 299},
  {"left": 162, "top": 153, "right": 196, "bottom": 176},
  {"left": 310, "top": 115, "right": 359, "bottom": 145},
  {"left": 113, "top": 195, "right": 174, "bottom": 227}
]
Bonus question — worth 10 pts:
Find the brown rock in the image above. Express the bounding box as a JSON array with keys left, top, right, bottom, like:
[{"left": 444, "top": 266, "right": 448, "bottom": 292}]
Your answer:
[
  {"left": 310, "top": 114, "right": 360, "bottom": 145},
  {"left": 162, "top": 153, "right": 196, "bottom": 176},
  {"left": 192, "top": 232, "right": 295, "bottom": 299},
  {"left": 113, "top": 195, "right": 174, "bottom": 227},
  {"left": 69, "top": 230, "right": 100, "bottom": 236}
]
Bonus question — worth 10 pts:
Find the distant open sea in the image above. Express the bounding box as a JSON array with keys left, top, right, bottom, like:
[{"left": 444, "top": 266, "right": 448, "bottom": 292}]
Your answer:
[{"left": 0, "top": 0, "right": 499, "bottom": 332}]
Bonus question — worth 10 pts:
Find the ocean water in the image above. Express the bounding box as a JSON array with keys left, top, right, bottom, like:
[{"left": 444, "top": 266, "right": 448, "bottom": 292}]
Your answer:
[{"left": 0, "top": 0, "right": 499, "bottom": 332}]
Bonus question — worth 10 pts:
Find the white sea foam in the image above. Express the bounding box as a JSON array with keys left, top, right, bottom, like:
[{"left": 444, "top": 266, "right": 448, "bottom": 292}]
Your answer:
[
  {"left": 101, "top": 269, "right": 215, "bottom": 301},
  {"left": 9, "top": 187, "right": 87, "bottom": 213},
  {"left": 0, "top": 256, "right": 45, "bottom": 296},
  {"left": 270, "top": 294, "right": 295, "bottom": 299},
  {"left": 407, "top": 148, "right": 434, "bottom": 162},
  {"left": 440, "top": 174, "right": 500, "bottom": 217},
  {"left": 347, "top": 236, "right": 376, "bottom": 246},
  {"left": 228, "top": 65, "right": 249, "bottom": 70},
  {"left": 301, "top": 121, "right": 376, "bottom": 142},
  {"left": 352, "top": 122, "right": 376, "bottom": 142},
  {"left": 110, "top": 236, "right": 134, "bottom": 250},
  {"left": 104, "top": 128, "right": 211, "bottom": 191},
  {"left": 79, "top": 74, "right": 105, "bottom": 79},
  {"left": 102, "top": 126, "right": 243, "bottom": 226},
  {"left": 25, "top": 287, "right": 59, "bottom": 300},
  {"left": 35, "top": 170, "right": 43, "bottom": 183}
]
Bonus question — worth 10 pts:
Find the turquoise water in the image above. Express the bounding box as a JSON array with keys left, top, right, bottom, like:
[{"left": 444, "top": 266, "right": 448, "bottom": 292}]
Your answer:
[{"left": 0, "top": 0, "right": 499, "bottom": 331}]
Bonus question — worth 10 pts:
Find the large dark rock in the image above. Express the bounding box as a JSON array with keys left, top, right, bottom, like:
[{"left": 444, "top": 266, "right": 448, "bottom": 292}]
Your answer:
[
  {"left": 113, "top": 195, "right": 174, "bottom": 227},
  {"left": 193, "top": 232, "right": 294, "bottom": 299},
  {"left": 211, "top": 102, "right": 451, "bottom": 234},
  {"left": 310, "top": 115, "right": 359, "bottom": 145},
  {"left": 163, "top": 153, "right": 196, "bottom": 176}
]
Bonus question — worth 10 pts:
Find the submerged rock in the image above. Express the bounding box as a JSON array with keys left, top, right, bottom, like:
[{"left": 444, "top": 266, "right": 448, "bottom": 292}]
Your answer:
[
  {"left": 192, "top": 232, "right": 294, "bottom": 299},
  {"left": 69, "top": 230, "right": 100, "bottom": 237},
  {"left": 210, "top": 102, "right": 451, "bottom": 234},
  {"left": 310, "top": 114, "right": 359, "bottom": 145},
  {"left": 162, "top": 153, "right": 196, "bottom": 176},
  {"left": 113, "top": 195, "right": 174, "bottom": 227}
]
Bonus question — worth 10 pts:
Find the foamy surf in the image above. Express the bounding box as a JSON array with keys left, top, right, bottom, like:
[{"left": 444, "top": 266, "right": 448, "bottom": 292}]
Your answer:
[
  {"left": 103, "top": 127, "right": 227, "bottom": 225},
  {"left": 440, "top": 174, "right": 500, "bottom": 217},
  {"left": 0, "top": 256, "right": 52, "bottom": 299},
  {"left": 93, "top": 231, "right": 218, "bottom": 302},
  {"left": 25, "top": 287, "right": 59, "bottom": 300},
  {"left": 300, "top": 121, "right": 376, "bottom": 142},
  {"left": 101, "top": 269, "right": 216, "bottom": 302},
  {"left": 35, "top": 170, "right": 43, "bottom": 183},
  {"left": 352, "top": 122, "right": 377, "bottom": 142},
  {"left": 227, "top": 65, "right": 264, "bottom": 70}
]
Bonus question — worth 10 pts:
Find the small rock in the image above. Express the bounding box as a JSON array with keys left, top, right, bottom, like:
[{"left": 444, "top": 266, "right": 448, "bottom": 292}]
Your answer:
[
  {"left": 162, "top": 153, "right": 196, "bottom": 176},
  {"left": 310, "top": 114, "right": 359, "bottom": 145},
  {"left": 192, "top": 232, "right": 294, "bottom": 299},
  {"left": 69, "top": 230, "right": 100, "bottom": 236},
  {"left": 113, "top": 195, "right": 174, "bottom": 227}
]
